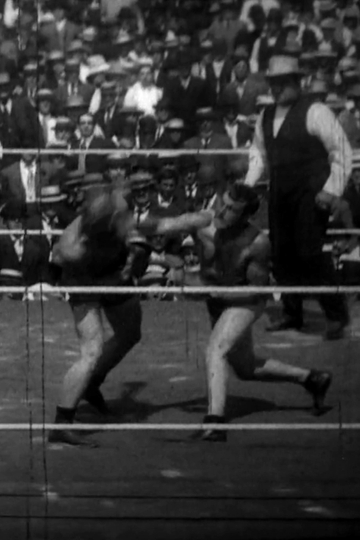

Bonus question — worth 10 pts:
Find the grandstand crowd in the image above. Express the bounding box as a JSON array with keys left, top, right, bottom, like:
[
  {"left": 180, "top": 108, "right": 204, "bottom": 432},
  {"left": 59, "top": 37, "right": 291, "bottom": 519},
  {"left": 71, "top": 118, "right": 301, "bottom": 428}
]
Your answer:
[{"left": 0, "top": 0, "right": 360, "bottom": 297}]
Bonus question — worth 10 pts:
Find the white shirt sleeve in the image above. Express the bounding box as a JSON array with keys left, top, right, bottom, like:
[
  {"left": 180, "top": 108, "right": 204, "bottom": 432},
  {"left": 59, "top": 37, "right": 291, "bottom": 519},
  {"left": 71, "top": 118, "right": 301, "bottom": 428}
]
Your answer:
[
  {"left": 88, "top": 88, "right": 102, "bottom": 114},
  {"left": 250, "top": 37, "right": 261, "bottom": 73},
  {"left": 307, "top": 103, "right": 353, "bottom": 197},
  {"left": 123, "top": 85, "right": 138, "bottom": 109},
  {"left": 3, "top": 0, "right": 18, "bottom": 28},
  {"left": 244, "top": 110, "right": 267, "bottom": 187}
]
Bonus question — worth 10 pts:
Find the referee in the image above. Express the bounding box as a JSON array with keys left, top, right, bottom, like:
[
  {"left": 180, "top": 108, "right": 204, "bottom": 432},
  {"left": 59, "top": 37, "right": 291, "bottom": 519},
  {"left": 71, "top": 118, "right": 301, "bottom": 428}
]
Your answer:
[{"left": 244, "top": 55, "right": 353, "bottom": 339}]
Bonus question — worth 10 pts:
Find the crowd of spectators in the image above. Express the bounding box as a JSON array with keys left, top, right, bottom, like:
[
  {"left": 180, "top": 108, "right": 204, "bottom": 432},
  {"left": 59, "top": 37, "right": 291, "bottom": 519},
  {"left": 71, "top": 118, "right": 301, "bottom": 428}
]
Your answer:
[{"left": 1, "top": 0, "right": 360, "bottom": 297}]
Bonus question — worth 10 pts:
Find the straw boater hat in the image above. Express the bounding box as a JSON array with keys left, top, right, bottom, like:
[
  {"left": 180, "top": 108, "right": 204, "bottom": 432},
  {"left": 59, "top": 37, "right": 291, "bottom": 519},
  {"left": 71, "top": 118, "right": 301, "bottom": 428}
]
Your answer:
[
  {"left": 47, "top": 50, "right": 65, "bottom": 64},
  {"left": 23, "top": 62, "right": 38, "bottom": 75},
  {"left": 113, "top": 32, "right": 134, "bottom": 46},
  {"left": 37, "top": 185, "right": 67, "bottom": 204},
  {"left": 256, "top": 94, "right": 275, "bottom": 108},
  {"left": 81, "top": 26, "right": 98, "bottom": 43},
  {"left": 64, "top": 170, "right": 85, "bottom": 190},
  {"left": 53, "top": 116, "right": 74, "bottom": 132},
  {"left": 82, "top": 173, "right": 110, "bottom": 190},
  {"left": 165, "top": 119, "right": 186, "bottom": 131},
  {"left": 196, "top": 107, "right": 218, "bottom": 121},
  {"left": 36, "top": 88, "right": 54, "bottom": 102},
  {"left": 0, "top": 72, "right": 11, "bottom": 86},
  {"left": 106, "top": 153, "right": 129, "bottom": 169},
  {"left": 129, "top": 171, "right": 154, "bottom": 190},
  {"left": 86, "top": 56, "right": 110, "bottom": 80},
  {"left": 307, "top": 79, "right": 329, "bottom": 97},
  {"left": 67, "top": 40, "right": 84, "bottom": 55},
  {"left": 266, "top": 55, "right": 302, "bottom": 78}
]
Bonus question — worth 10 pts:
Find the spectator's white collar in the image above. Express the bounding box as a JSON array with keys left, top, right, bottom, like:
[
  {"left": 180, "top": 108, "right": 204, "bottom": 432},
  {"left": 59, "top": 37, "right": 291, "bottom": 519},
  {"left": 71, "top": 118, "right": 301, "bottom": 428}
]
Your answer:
[{"left": 55, "top": 19, "right": 66, "bottom": 32}]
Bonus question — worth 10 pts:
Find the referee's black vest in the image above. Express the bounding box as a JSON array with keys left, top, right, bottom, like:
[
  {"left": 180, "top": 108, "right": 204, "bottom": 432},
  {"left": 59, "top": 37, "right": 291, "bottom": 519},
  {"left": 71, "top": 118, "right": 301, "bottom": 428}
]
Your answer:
[{"left": 262, "top": 97, "right": 331, "bottom": 197}]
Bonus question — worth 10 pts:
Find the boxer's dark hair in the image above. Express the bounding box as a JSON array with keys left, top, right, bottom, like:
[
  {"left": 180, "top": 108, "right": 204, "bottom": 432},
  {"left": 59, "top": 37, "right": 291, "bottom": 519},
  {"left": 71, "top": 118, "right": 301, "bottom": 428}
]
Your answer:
[{"left": 227, "top": 184, "right": 260, "bottom": 215}]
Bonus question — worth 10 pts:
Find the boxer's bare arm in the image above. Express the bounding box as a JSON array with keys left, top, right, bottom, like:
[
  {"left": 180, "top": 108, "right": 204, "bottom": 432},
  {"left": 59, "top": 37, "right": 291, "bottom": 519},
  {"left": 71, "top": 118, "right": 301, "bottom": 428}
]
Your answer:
[
  {"left": 141, "top": 211, "right": 213, "bottom": 236},
  {"left": 52, "top": 216, "right": 88, "bottom": 267}
]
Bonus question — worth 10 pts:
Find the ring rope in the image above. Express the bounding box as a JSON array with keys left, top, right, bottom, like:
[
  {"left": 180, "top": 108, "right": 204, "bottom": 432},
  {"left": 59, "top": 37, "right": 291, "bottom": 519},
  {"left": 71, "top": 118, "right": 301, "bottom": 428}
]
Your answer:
[
  {"left": 0, "top": 229, "right": 358, "bottom": 236},
  {"left": 1, "top": 147, "right": 360, "bottom": 159},
  {"left": 1, "top": 285, "right": 360, "bottom": 294},
  {"left": 0, "top": 423, "right": 358, "bottom": 431}
]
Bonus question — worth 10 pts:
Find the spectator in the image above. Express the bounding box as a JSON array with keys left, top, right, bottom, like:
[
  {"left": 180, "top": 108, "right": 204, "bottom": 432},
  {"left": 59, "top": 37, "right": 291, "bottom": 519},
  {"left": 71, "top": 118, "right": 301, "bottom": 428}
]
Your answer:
[
  {"left": 140, "top": 227, "right": 183, "bottom": 294},
  {"left": 153, "top": 96, "right": 173, "bottom": 142},
  {"left": 123, "top": 63, "right": 163, "bottom": 115},
  {"left": 338, "top": 83, "right": 360, "bottom": 148},
  {"left": 179, "top": 234, "right": 203, "bottom": 287},
  {"left": 105, "top": 153, "right": 130, "bottom": 190},
  {"left": 0, "top": 71, "right": 41, "bottom": 161},
  {"left": 39, "top": 0, "right": 79, "bottom": 54},
  {"left": 129, "top": 171, "right": 156, "bottom": 224},
  {"left": 196, "top": 164, "right": 218, "bottom": 211},
  {"left": 36, "top": 89, "right": 58, "bottom": 147},
  {"left": 0, "top": 150, "right": 48, "bottom": 214},
  {"left": 219, "top": 90, "right": 254, "bottom": 148},
  {"left": 21, "top": 61, "right": 40, "bottom": 105},
  {"left": 66, "top": 40, "right": 90, "bottom": 85},
  {"left": 204, "top": 38, "right": 234, "bottom": 106},
  {"left": 177, "top": 154, "right": 201, "bottom": 212},
  {"left": 95, "top": 81, "right": 122, "bottom": 141},
  {"left": 183, "top": 107, "right": 232, "bottom": 189},
  {"left": 46, "top": 51, "right": 66, "bottom": 91},
  {"left": 87, "top": 55, "right": 111, "bottom": 114},
  {"left": 307, "top": 78, "right": 330, "bottom": 103},
  {"left": 70, "top": 112, "right": 115, "bottom": 174},
  {"left": 163, "top": 51, "right": 211, "bottom": 135},
  {"left": 206, "top": 1, "right": 246, "bottom": 53},
  {"left": 52, "top": 116, "right": 76, "bottom": 147},
  {"left": 155, "top": 167, "right": 183, "bottom": 214},
  {"left": 250, "top": 8, "right": 284, "bottom": 73},
  {"left": 137, "top": 115, "right": 157, "bottom": 149},
  {"left": 155, "top": 118, "right": 188, "bottom": 150},
  {"left": 191, "top": 39, "right": 214, "bottom": 80},
  {"left": 0, "top": 199, "right": 51, "bottom": 292},
  {"left": 221, "top": 49, "right": 270, "bottom": 117}
]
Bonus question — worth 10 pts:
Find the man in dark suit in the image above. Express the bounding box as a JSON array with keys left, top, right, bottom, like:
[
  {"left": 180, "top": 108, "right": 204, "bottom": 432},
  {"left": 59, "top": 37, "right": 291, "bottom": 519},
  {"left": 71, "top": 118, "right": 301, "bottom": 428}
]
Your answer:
[
  {"left": 176, "top": 155, "right": 201, "bottom": 213},
  {"left": 163, "top": 52, "right": 212, "bottom": 136},
  {"left": 53, "top": 58, "right": 94, "bottom": 111},
  {"left": 0, "top": 152, "right": 49, "bottom": 215},
  {"left": 204, "top": 38, "right": 234, "bottom": 107},
  {"left": 155, "top": 167, "right": 184, "bottom": 215},
  {"left": 155, "top": 119, "right": 188, "bottom": 150},
  {"left": 70, "top": 113, "right": 115, "bottom": 174},
  {"left": 183, "top": 108, "right": 232, "bottom": 190},
  {"left": 39, "top": 0, "right": 80, "bottom": 54},
  {"left": 154, "top": 96, "right": 174, "bottom": 143},
  {"left": 221, "top": 50, "right": 269, "bottom": 117},
  {"left": 95, "top": 81, "right": 123, "bottom": 141},
  {"left": 0, "top": 72, "right": 41, "bottom": 167},
  {"left": 0, "top": 199, "right": 51, "bottom": 290},
  {"left": 218, "top": 91, "right": 253, "bottom": 148}
]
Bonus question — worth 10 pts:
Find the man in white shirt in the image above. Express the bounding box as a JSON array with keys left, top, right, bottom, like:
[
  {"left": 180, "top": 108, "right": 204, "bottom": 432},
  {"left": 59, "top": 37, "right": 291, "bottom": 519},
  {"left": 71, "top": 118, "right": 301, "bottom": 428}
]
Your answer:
[
  {"left": 19, "top": 153, "right": 38, "bottom": 204},
  {"left": 36, "top": 89, "right": 57, "bottom": 147},
  {"left": 244, "top": 55, "right": 353, "bottom": 339},
  {"left": 123, "top": 64, "right": 163, "bottom": 115}
]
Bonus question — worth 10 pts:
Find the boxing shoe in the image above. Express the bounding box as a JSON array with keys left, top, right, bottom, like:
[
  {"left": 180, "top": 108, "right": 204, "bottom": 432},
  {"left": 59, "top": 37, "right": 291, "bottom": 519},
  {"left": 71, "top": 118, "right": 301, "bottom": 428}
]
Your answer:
[
  {"left": 303, "top": 369, "right": 332, "bottom": 414},
  {"left": 48, "top": 427, "right": 98, "bottom": 448},
  {"left": 266, "top": 316, "right": 303, "bottom": 332},
  {"left": 83, "top": 385, "right": 110, "bottom": 416},
  {"left": 201, "top": 415, "right": 227, "bottom": 442}
]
